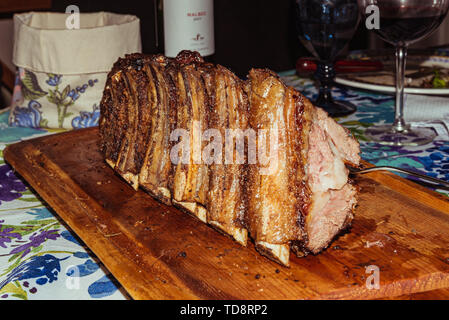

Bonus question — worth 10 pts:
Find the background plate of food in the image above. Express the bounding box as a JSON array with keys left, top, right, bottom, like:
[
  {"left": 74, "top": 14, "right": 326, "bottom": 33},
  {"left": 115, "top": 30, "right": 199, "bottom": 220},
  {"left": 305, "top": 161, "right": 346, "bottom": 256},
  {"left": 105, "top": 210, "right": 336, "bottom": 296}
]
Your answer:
[{"left": 333, "top": 49, "right": 449, "bottom": 95}]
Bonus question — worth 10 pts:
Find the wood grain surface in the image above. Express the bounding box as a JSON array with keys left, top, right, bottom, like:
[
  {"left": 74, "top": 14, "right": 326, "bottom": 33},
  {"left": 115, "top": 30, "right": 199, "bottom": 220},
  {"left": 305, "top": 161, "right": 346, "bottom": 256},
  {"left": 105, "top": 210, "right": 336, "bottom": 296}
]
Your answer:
[{"left": 4, "top": 127, "right": 449, "bottom": 300}]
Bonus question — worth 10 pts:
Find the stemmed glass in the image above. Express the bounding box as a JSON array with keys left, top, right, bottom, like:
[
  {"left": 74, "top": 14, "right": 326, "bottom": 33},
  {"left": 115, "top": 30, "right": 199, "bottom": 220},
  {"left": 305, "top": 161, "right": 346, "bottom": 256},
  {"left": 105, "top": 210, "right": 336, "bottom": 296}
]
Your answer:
[
  {"left": 360, "top": 0, "right": 449, "bottom": 146},
  {"left": 295, "top": 0, "right": 361, "bottom": 117}
]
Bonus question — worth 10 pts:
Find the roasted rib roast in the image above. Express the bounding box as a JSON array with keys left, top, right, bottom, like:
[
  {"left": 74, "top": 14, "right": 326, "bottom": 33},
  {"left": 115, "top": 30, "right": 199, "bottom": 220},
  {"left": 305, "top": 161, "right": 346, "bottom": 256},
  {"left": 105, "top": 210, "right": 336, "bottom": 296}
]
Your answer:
[{"left": 99, "top": 51, "right": 360, "bottom": 266}]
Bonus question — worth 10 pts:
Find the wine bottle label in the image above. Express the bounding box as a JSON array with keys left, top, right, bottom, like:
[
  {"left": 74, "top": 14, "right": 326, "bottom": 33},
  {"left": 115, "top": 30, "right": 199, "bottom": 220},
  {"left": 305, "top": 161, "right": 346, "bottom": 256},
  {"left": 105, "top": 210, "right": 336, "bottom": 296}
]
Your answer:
[{"left": 163, "top": 0, "right": 215, "bottom": 58}]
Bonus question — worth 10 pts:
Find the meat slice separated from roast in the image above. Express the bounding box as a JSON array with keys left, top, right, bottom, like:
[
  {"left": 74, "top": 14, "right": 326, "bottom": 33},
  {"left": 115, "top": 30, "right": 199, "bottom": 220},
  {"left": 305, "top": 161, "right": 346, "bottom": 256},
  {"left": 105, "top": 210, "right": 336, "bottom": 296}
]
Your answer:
[
  {"left": 245, "top": 68, "right": 360, "bottom": 265},
  {"left": 245, "top": 69, "right": 308, "bottom": 266}
]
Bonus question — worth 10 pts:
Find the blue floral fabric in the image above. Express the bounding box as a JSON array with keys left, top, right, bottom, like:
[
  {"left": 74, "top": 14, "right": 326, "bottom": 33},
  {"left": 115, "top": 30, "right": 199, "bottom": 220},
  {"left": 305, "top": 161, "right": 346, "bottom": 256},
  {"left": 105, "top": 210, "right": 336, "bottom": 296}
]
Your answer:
[
  {"left": 9, "top": 68, "right": 102, "bottom": 130},
  {"left": 0, "top": 71, "right": 448, "bottom": 300},
  {"left": 0, "top": 108, "right": 127, "bottom": 300}
]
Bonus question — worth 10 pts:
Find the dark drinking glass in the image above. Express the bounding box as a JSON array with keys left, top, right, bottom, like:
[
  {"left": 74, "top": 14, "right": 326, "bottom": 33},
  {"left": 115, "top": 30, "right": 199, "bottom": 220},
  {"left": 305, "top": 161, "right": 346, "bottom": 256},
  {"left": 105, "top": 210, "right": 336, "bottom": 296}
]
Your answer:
[
  {"left": 295, "top": 0, "right": 361, "bottom": 117},
  {"left": 360, "top": 0, "right": 449, "bottom": 146}
]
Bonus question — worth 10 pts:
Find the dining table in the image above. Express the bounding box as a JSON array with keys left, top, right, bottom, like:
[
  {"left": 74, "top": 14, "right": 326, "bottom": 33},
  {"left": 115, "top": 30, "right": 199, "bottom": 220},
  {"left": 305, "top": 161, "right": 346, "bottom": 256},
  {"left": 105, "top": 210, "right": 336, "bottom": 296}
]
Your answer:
[{"left": 1, "top": 68, "right": 449, "bottom": 300}]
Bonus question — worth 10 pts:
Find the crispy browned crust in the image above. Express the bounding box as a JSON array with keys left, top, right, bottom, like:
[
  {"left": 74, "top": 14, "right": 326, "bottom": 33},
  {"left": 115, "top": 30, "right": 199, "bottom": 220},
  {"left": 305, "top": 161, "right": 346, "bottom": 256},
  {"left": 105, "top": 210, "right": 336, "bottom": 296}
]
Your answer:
[
  {"left": 99, "top": 51, "right": 360, "bottom": 267},
  {"left": 204, "top": 65, "right": 249, "bottom": 245},
  {"left": 245, "top": 69, "right": 305, "bottom": 245}
]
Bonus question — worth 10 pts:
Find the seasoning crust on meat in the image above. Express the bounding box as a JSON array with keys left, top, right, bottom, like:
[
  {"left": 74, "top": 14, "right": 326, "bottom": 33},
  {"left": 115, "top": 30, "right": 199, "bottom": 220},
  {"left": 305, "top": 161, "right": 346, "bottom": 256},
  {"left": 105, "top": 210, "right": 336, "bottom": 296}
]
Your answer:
[{"left": 99, "top": 50, "right": 361, "bottom": 267}]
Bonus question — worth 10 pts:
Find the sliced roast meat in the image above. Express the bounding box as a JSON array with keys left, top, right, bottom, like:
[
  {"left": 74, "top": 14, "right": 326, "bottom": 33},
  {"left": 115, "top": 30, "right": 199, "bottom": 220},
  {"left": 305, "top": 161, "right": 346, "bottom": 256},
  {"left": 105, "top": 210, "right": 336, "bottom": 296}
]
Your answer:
[
  {"left": 168, "top": 52, "right": 210, "bottom": 222},
  {"left": 204, "top": 65, "right": 249, "bottom": 246},
  {"left": 138, "top": 58, "right": 173, "bottom": 204},
  {"left": 100, "top": 54, "right": 141, "bottom": 189},
  {"left": 99, "top": 51, "right": 361, "bottom": 267},
  {"left": 296, "top": 105, "right": 360, "bottom": 255},
  {"left": 245, "top": 69, "right": 307, "bottom": 266}
]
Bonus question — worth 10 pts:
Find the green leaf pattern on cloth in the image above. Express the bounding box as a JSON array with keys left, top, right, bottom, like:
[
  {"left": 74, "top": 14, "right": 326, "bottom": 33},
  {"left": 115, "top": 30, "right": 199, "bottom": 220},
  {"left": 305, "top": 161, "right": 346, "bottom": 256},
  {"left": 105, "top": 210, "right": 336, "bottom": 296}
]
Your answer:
[
  {"left": 20, "top": 70, "right": 48, "bottom": 101},
  {"left": 9, "top": 68, "right": 102, "bottom": 129},
  {"left": 0, "top": 113, "right": 126, "bottom": 299}
]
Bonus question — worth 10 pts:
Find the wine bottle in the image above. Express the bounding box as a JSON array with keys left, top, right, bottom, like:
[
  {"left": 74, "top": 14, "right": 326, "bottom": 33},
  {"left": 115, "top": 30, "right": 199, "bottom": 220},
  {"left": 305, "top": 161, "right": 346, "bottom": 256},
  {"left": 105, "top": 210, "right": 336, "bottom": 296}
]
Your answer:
[{"left": 159, "top": 0, "right": 215, "bottom": 62}]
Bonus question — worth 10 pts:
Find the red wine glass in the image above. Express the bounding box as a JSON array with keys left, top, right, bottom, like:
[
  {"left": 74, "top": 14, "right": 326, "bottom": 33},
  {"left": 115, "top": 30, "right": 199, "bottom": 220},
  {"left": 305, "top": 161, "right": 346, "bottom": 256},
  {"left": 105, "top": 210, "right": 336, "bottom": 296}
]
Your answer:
[{"left": 360, "top": 0, "right": 449, "bottom": 146}]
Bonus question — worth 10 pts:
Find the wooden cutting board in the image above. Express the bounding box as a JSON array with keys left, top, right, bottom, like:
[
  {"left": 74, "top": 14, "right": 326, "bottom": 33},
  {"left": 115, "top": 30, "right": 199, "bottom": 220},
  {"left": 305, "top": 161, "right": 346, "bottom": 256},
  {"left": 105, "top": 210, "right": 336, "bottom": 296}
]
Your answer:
[{"left": 4, "top": 127, "right": 449, "bottom": 300}]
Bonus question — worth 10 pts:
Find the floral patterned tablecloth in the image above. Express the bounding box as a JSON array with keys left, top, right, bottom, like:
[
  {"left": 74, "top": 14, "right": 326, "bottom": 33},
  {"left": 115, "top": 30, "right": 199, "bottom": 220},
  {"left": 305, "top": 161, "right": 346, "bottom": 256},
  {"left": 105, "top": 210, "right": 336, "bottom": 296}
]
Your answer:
[{"left": 1, "top": 72, "right": 449, "bottom": 300}]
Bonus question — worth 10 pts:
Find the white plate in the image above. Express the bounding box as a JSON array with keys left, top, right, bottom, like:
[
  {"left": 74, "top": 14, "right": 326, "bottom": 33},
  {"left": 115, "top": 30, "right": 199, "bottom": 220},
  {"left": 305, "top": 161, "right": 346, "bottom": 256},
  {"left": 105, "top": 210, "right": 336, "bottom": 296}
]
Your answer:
[
  {"left": 335, "top": 77, "right": 449, "bottom": 95},
  {"left": 334, "top": 52, "right": 449, "bottom": 95}
]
